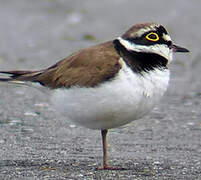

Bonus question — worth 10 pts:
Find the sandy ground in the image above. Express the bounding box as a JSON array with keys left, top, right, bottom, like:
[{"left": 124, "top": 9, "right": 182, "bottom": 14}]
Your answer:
[{"left": 0, "top": 0, "right": 201, "bottom": 179}]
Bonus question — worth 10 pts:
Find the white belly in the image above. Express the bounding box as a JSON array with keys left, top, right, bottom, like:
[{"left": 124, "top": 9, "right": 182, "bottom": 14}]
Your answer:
[{"left": 51, "top": 61, "right": 170, "bottom": 130}]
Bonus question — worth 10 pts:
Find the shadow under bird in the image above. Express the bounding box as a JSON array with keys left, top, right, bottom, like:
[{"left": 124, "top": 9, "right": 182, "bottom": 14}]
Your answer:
[{"left": 0, "top": 23, "right": 189, "bottom": 170}]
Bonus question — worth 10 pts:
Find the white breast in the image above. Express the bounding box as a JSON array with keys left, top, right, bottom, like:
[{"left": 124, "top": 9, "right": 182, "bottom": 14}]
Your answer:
[{"left": 51, "top": 59, "right": 170, "bottom": 130}]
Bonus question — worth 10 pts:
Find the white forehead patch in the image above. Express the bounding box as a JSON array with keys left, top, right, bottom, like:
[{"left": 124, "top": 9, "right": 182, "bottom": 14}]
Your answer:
[{"left": 162, "top": 34, "right": 171, "bottom": 41}]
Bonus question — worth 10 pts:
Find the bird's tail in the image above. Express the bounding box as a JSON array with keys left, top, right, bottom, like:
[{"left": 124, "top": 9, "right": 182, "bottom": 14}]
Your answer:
[
  {"left": 0, "top": 70, "right": 42, "bottom": 85},
  {"left": 0, "top": 70, "right": 50, "bottom": 93}
]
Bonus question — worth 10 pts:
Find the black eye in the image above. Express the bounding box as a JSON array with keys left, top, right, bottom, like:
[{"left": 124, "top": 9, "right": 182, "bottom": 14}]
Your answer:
[
  {"left": 145, "top": 32, "right": 159, "bottom": 42},
  {"left": 167, "top": 41, "right": 172, "bottom": 47}
]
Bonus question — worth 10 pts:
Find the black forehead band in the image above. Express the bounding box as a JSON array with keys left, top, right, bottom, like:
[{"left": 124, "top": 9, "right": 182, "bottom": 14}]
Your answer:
[
  {"left": 124, "top": 26, "right": 171, "bottom": 46},
  {"left": 127, "top": 25, "right": 168, "bottom": 41},
  {"left": 157, "top": 25, "right": 168, "bottom": 35}
]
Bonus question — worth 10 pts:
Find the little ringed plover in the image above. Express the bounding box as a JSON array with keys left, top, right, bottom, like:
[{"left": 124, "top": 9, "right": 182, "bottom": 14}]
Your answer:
[{"left": 0, "top": 23, "right": 189, "bottom": 170}]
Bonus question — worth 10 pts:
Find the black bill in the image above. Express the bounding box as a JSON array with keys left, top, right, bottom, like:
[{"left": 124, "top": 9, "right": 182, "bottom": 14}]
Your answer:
[{"left": 171, "top": 44, "right": 190, "bottom": 53}]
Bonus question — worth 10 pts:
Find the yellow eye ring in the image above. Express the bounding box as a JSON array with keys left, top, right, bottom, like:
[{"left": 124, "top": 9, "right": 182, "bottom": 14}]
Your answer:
[{"left": 145, "top": 32, "right": 159, "bottom": 42}]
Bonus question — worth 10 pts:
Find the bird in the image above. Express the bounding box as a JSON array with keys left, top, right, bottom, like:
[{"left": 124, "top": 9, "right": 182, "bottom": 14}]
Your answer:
[{"left": 0, "top": 23, "right": 189, "bottom": 170}]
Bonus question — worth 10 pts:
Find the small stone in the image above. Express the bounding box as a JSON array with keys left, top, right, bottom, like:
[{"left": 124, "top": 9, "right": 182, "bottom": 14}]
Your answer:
[
  {"left": 24, "top": 112, "right": 38, "bottom": 116},
  {"left": 70, "top": 124, "right": 76, "bottom": 128},
  {"left": 34, "top": 103, "right": 49, "bottom": 107}
]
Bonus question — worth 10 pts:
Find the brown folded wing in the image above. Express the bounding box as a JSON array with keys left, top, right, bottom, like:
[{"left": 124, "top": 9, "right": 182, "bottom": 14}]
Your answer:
[{"left": 0, "top": 41, "right": 122, "bottom": 89}]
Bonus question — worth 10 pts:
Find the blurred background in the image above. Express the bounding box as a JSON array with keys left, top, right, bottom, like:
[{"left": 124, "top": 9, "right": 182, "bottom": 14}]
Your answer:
[
  {"left": 0, "top": 0, "right": 200, "bottom": 92},
  {"left": 0, "top": 0, "right": 200, "bottom": 94},
  {"left": 0, "top": 0, "right": 200, "bottom": 179}
]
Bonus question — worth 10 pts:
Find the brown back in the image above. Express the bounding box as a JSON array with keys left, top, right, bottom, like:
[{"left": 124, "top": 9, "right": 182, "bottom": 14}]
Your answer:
[{"left": 35, "top": 41, "right": 121, "bottom": 88}]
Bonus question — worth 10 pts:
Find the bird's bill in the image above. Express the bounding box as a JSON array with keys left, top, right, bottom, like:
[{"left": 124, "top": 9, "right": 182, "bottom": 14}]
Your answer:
[{"left": 171, "top": 44, "right": 190, "bottom": 53}]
